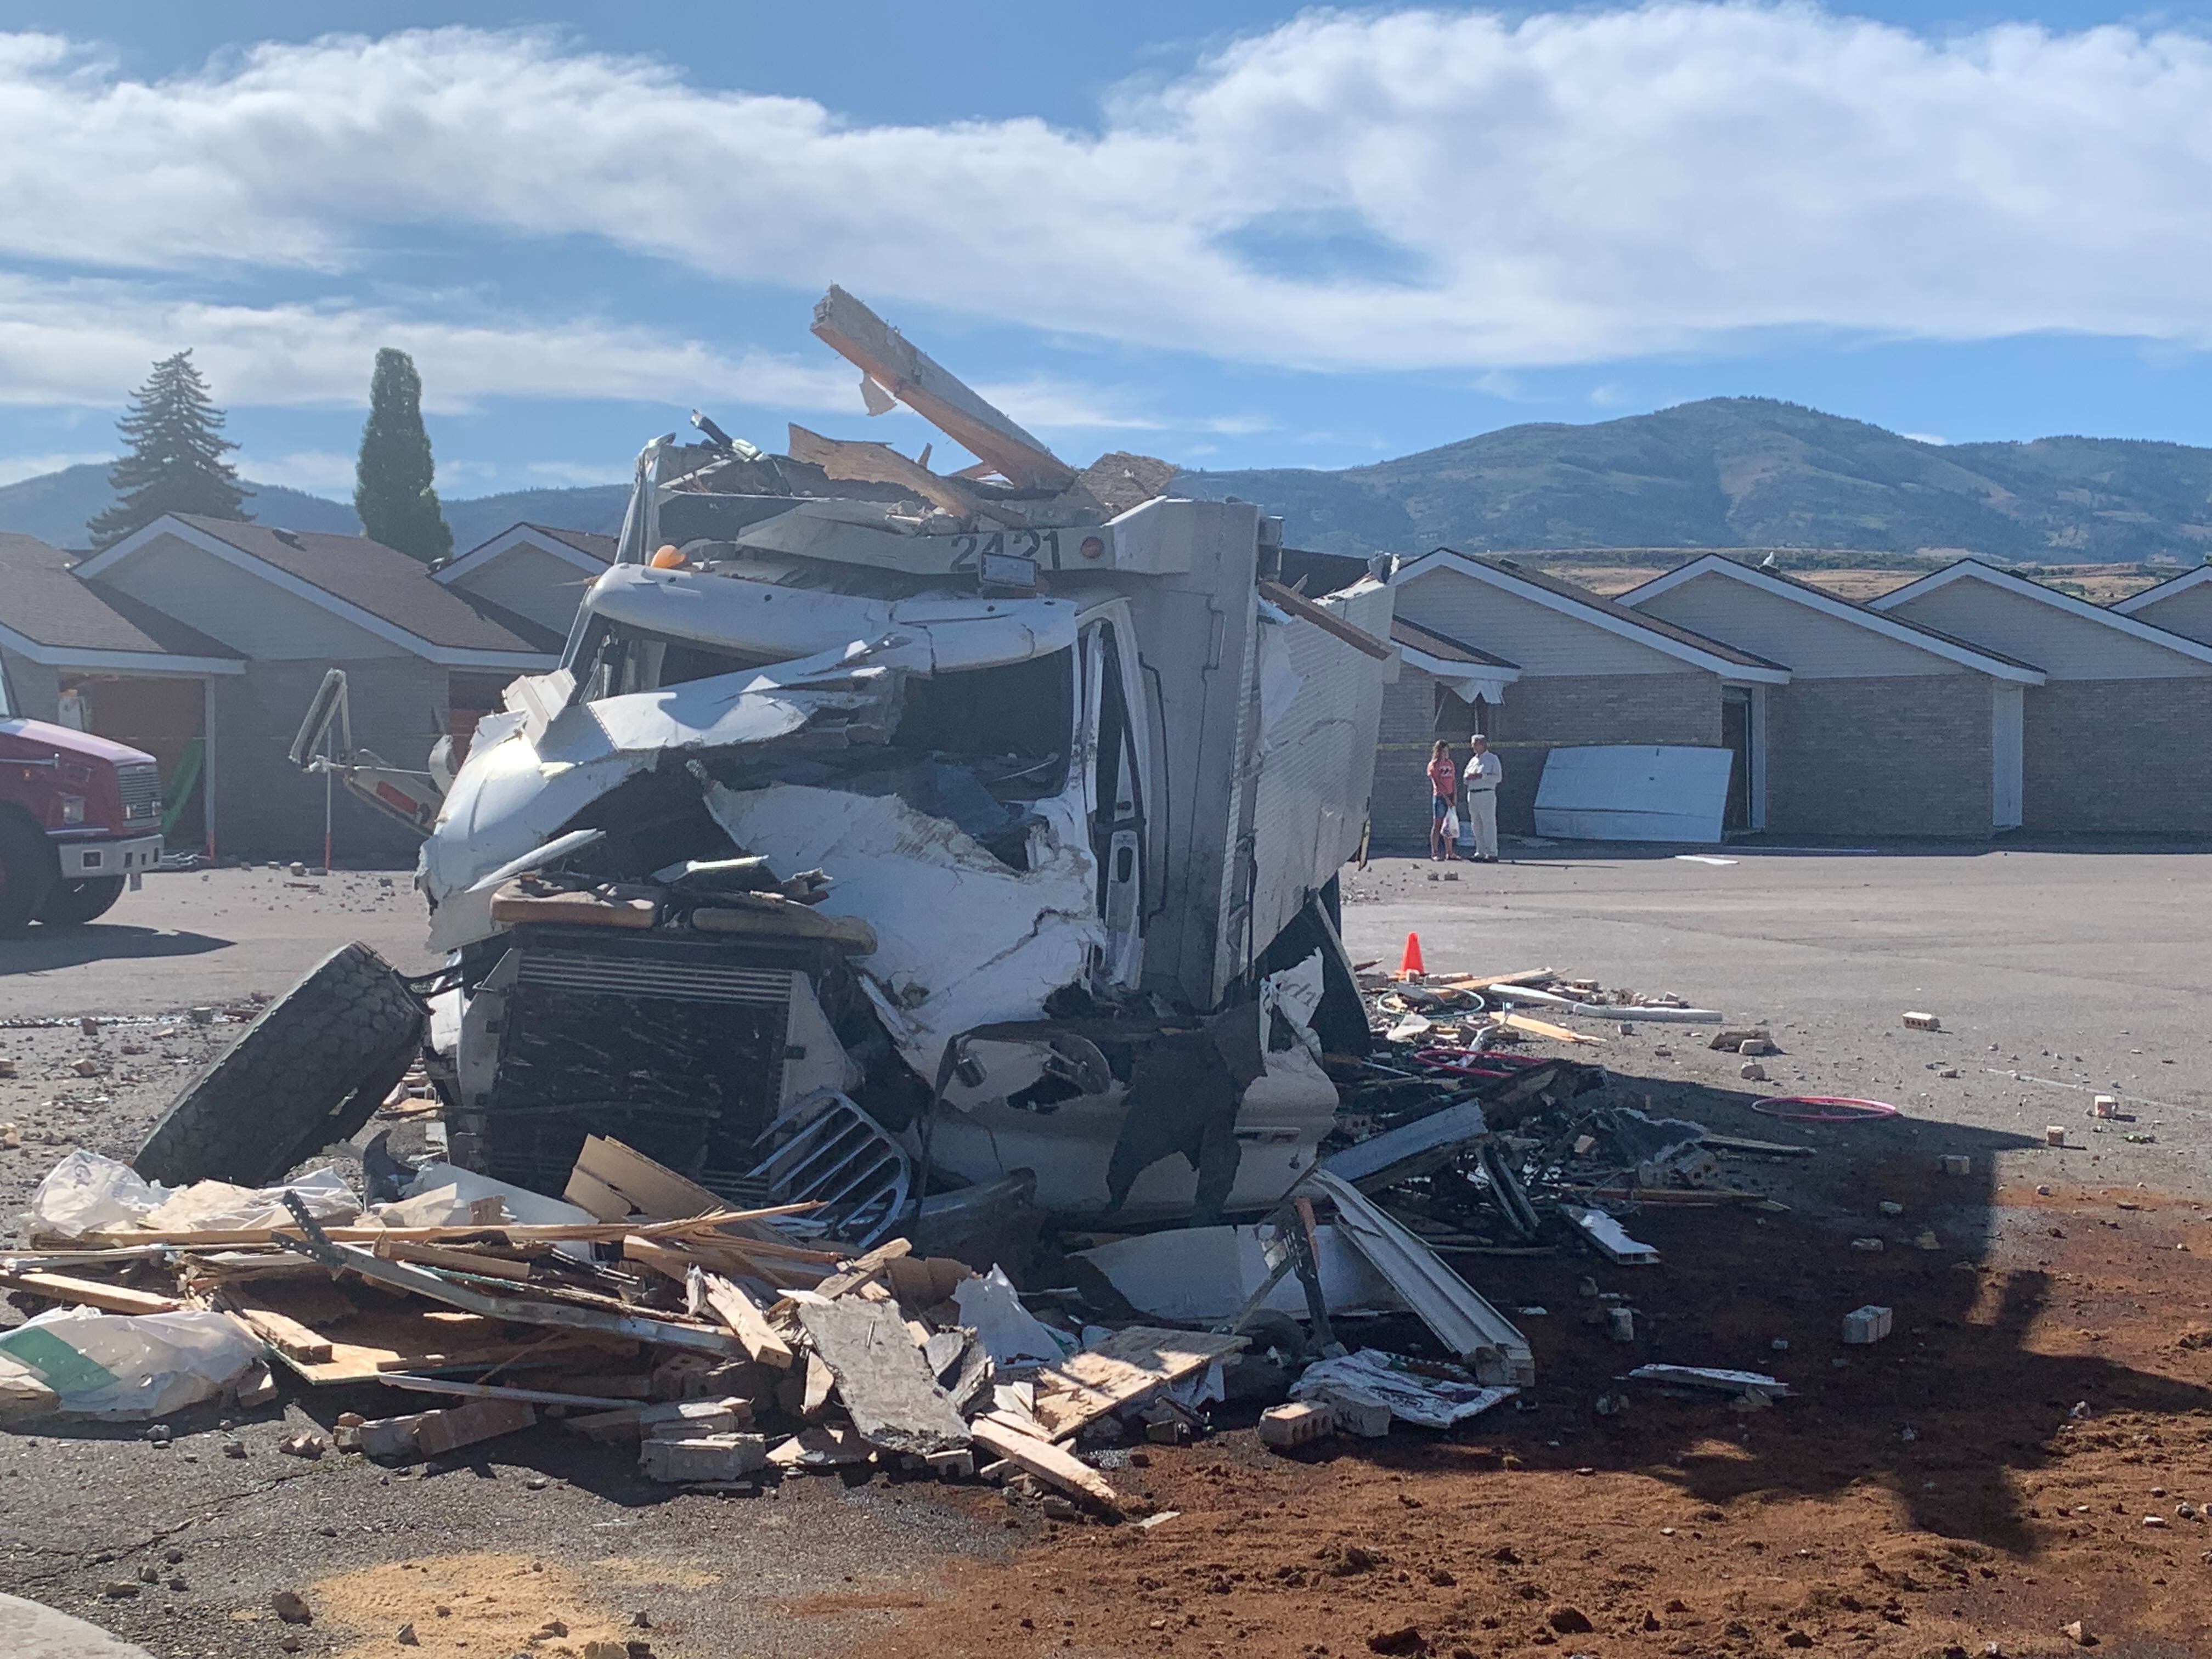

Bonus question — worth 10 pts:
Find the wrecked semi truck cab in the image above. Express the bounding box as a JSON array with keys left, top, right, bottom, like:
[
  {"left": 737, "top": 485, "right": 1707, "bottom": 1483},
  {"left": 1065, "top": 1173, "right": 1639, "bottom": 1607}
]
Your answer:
[
  {"left": 420, "top": 459, "right": 1396, "bottom": 1233},
  {"left": 416, "top": 303, "right": 1394, "bottom": 1237}
]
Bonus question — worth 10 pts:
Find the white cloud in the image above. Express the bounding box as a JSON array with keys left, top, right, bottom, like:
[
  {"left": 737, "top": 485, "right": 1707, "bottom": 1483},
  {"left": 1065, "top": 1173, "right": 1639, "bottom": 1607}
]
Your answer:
[
  {"left": 0, "top": 449, "right": 110, "bottom": 485},
  {"left": 1903, "top": 431, "right": 1951, "bottom": 445},
  {"left": 0, "top": 273, "right": 861, "bottom": 413},
  {"left": 5, "top": 12, "right": 2212, "bottom": 372}
]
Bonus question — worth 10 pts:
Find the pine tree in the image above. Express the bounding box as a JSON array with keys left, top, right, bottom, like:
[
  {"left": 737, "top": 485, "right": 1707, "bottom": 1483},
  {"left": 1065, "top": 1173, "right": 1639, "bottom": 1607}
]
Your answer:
[
  {"left": 86, "top": 351, "right": 249, "bottom": 549},
  {"left": 354, "top": 347, "right": 452, "bottom": 563}
]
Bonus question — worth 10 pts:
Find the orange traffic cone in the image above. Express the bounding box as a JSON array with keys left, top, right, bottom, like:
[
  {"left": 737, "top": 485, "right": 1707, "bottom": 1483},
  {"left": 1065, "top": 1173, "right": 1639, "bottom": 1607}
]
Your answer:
[{"left": 1397, "top": 931, "right": 1426, "bottom": 979}]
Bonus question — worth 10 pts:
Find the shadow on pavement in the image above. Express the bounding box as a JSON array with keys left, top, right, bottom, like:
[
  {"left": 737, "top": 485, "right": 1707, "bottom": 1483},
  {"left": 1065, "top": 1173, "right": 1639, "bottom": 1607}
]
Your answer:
[{"left": 0, "top": 925, "right": 233, "bottom": 975}]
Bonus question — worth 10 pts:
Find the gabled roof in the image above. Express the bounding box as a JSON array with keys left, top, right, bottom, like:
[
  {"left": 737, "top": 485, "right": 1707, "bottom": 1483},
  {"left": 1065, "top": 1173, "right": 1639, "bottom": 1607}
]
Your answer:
[
  {"left": 1622, "top": 554, "right": 2045, "bottom": 684},
  {"left": 0, "top": 532, "right": 243, "bottom": 675},
  {"left": 2111, "top": 563, "right": 2212, "bottom": 617},
  {"left": 435, "top": 521, "right": 617, "bottom": 588},
  {"left": 1870, "top": 557, "right": 2212, "bottom": 667},
  {"left": 1393, "top": 548, "right": 1791, "bottom": 682},
  {"left": 76, "top": 515, "right": 563, "bottom": 667},
  {"left": 1391, "top": 616, "right": 1520, "bottom": 672}
]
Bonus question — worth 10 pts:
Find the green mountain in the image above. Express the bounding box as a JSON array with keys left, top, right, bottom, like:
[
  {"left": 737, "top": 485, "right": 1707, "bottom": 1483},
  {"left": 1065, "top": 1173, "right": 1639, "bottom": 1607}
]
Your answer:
[
  {"left": 1178, "top": 397, "right": 2212, "bottom": 563},
  {"left": 0, "top": 463, "right": 360, "bottom": 549},
  {"left": 0, "top": 463, "right": 629, "bottom": 555},
  {"left": 10, "top": 398, "right": 2211, "bottom": 563}
]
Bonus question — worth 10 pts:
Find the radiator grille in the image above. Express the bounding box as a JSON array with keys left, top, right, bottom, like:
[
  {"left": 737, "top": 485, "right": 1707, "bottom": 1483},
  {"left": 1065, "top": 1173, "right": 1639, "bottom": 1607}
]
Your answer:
[
  {"left": 116, "top": 763, "right": 162, "bottom": 825},
  {"left": 516, "top": 950, "right": 792, "bottom": 1007}
]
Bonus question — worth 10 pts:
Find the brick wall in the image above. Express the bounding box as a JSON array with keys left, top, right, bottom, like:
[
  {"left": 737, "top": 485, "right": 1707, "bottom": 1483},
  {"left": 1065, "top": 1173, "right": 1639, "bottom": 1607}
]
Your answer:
[
  {"left": 1765, "top": 675, "right": 1991, "bottom": 838},
  {"left": 211, "top": 658, "right": 452, "bottom": 865},
  {"left": 2024, "top": 679, "right": 2212, "bottom": 833},
  {"left": 1371, "top": 668, "right": 1721, "bottom": 848},
  {"left": 1372, "top": 669, "right": 1451, "bottom": 849}
]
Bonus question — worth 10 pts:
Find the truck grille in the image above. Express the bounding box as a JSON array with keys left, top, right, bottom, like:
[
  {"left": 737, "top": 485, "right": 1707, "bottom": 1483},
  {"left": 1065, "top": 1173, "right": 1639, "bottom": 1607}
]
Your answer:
[
  {"left": 516, "top": 950, "right": 792, "bottom": 1007},
  {"left": 116, "top": 763, "right": 162, "bottom": 826}
]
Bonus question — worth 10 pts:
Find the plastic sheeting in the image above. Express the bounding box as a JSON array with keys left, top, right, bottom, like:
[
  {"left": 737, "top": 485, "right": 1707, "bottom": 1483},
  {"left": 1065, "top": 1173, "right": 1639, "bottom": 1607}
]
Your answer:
[
  {"left": 951, "top": 1265, "right": 1071, "bottom": 1368},
  {"left": 1288, "top": 1347, "right": 1517, "bottom": 1433},
  {"left": 18, "top": 1151, "right": 358, "bottom": 1243},
  {"left": 0, "top": 1308, "right": 261, "bottom": 1420}
]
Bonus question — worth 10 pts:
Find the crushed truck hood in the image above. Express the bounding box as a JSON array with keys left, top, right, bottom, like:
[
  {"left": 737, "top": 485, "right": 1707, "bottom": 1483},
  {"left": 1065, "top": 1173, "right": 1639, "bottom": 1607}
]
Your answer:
[{"left": 419, "top": 640, "right": 907, "bottom": 950}]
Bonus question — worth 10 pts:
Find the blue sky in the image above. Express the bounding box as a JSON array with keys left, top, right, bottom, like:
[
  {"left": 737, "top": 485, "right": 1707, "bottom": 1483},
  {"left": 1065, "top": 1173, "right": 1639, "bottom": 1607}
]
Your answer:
[{"left": 5, "top": 1, "right": 2212, "bottom": 506}]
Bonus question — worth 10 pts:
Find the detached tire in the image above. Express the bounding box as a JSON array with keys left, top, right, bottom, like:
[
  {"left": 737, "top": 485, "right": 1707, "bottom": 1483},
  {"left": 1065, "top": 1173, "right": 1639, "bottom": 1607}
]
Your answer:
[
  {"left": 134, "top": 941, "right": 425, "bottom": 1186},
  {"left": 0, "top": 814, "right": 58, "bottom": 938},
  {"left": 38, "top": 876, "right": 126, "bottom": 928}
]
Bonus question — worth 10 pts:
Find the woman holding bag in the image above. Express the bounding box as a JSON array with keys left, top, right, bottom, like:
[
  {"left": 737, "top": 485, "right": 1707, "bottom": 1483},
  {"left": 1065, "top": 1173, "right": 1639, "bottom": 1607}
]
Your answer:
[{"left": 1426, "top": 739, "right": 1461, "bottom": 860}]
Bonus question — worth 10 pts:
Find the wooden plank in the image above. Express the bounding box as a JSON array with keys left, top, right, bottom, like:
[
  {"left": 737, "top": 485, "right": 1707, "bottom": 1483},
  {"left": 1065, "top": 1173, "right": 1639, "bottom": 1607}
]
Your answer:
[
  {"left": 792, "top": 1298, "right": 969, "bottom": 1456},
  {"left": 222, "top": 1301, "right": 336, "bottom": 1364},
  {"left": 814, "top": 1237, "right": 913, "bottom": 1301},
  {"left": 1431, "top": 968, "right": 1554, "bottom": 989},
  {"left": 1498, "top": 1012, "right": 1605, "bottom": 1045},
  {"left": 1031, "top": 1327, "right": 1248, "bottom": 1440},
  {"left": 0, "top": 1270, "right": 180, "bottom": 1316},
  {"left": 371, "top": 1236, "right": 534, "bottom": 1282},
  {"left": 967, "top": 1418, "right": 1122, "bottom": 1515},
  {"left": 811, "top": 286, "right": 1076, "bottom": 490},
  {"left": 1256, "top": 579, "right": 1393, "bottom": 661},
  {"left": 787, "top": 424, "right": 1021, "bottom": 526},
  {"left": 689, "top": 1266, "right": 795, "bottom": 1371}
]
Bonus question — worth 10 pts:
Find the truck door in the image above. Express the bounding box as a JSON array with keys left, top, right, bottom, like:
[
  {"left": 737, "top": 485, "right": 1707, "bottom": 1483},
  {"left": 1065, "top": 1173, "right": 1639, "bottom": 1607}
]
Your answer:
[{"left": 1085, "top": 619, "right": 1144, "bottom": 985}]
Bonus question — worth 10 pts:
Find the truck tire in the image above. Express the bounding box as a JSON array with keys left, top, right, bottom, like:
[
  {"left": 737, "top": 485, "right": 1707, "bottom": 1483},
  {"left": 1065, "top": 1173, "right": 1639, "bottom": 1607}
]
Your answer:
[
  {"left": 134, "top": 942, "right": 425, "bottom": 1186},
  {"left": 37, "top": 876, "right": 127, "bottom": 928},
  {"left": 0, "top": 814, "right": 59, "bottom": 939}
]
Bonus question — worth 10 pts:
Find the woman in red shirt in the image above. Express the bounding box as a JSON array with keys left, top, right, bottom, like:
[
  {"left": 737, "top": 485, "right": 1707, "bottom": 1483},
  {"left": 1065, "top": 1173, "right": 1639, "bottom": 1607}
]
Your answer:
[{"left": 1426, "top": 740, "right": 1460, "bottom": 861}]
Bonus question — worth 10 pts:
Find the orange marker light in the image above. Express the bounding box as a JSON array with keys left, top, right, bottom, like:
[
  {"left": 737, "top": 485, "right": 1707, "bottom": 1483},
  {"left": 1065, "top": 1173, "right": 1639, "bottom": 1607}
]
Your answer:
[{"left": 649, "top": 544, "right": 685, "bottom": 569}]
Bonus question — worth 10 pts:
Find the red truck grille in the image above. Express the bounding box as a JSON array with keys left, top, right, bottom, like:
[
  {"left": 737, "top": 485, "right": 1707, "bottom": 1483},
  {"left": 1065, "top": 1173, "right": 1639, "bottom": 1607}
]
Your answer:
[{"left": 116, "top": 763, "right": 162, "bottom": 826}]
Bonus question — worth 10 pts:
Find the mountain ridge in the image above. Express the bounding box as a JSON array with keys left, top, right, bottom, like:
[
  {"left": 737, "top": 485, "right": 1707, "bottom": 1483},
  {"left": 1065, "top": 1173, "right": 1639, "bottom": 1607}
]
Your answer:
[{"left": 7, "top": 398, "right": 2209, "bottom": 563}]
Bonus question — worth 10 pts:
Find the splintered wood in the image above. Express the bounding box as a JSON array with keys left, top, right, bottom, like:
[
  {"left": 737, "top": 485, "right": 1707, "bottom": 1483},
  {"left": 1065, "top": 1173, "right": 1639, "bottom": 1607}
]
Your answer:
[{"left": 1030, "top": 1328, "right": 1246, "bottom": 1440}]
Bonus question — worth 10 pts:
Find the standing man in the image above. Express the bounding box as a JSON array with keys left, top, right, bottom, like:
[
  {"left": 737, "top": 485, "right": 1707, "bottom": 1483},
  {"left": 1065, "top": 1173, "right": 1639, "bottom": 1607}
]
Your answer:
[{"left": 1462, "top": 733, "right": 1502, "bottom": 862}]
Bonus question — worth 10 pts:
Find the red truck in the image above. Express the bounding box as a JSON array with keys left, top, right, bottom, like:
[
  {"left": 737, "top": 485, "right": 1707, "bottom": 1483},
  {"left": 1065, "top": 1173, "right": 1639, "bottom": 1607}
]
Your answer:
[{"left": 0, "top": 718, "right": 166, "bottom": 935}]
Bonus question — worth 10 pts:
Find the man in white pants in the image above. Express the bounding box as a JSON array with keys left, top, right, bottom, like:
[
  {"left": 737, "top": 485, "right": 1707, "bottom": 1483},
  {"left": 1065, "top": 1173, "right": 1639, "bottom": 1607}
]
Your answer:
[{"left": 1460, "top": 734, "right": 1502, "bottom": 862}]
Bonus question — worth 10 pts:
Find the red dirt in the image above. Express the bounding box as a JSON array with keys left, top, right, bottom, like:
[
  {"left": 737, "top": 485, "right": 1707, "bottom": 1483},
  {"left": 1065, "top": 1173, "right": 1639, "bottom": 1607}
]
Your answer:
[{"left": 813, "top": 1173, "right": 2212, "bottom": 1658}]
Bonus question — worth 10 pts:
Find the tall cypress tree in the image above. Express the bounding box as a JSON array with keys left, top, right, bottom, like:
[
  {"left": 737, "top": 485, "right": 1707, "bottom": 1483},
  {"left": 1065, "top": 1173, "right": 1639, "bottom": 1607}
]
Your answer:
[
  {"left": 354, "top": 348, "right": 453, "bottom": 563},
  {"left": 87, "top": 351, "right": 249, "bottom": 549}
]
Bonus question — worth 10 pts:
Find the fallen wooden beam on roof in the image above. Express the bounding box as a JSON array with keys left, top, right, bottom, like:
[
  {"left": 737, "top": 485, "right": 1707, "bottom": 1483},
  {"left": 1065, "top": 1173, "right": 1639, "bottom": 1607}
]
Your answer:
[
  {"left": 1256, "top": 580, "right": 1394, "bottom": 660},
  {"left": 787, "top": 425, "right": 1023, "bottom": 526},
  {"left": 812, "top": 286, "right": 1076, "bottom": 491}
]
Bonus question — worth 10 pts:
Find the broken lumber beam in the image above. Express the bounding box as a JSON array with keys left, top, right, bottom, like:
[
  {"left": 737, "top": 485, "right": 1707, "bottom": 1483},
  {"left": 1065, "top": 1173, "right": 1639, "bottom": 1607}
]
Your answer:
[
  {"left": 219, "top": 1301, "right": 336, "bottom": 1365},
  {"left": 1256, "top": 580, "right": 1393, "bottom": 661},
  {"left": 0, "top": 1270, "right": 182, "bottom": 1316},
  {"left": 281, "top": 1232, "right": 750, "bottom": 1362},
  {"left": 687, "top": 1265, "right": 795, "bottom": 1370},
  {"left": 787, "top": 424, "right": 1022, "bottom": 525},
  {"left": 370, "top": 1235, "right": 534, "bottom": 1281},
  {"left": 967, "top": 1417, "right": 1121, "bottom": 1515},
  {"left": 814, "top": 1237, "right": 913, "bottom": 1301},
  {"left": 811, "top": 286, "right": 1076, "bottom": 490},
  {"left": 1498, "top": 1012, "right": 1605, "bottom": 1045}
]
